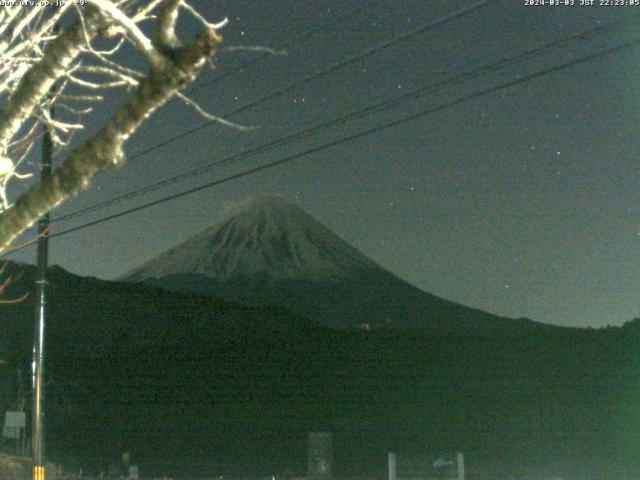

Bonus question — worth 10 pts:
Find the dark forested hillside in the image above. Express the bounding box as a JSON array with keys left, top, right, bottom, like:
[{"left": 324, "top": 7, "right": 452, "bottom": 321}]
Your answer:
[{"left": 0, "top": 262, "right": 636, "bottom": 479}]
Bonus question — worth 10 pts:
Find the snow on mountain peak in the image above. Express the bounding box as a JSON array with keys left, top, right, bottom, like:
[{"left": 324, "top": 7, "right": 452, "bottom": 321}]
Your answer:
[{"left": 124, "top": 195, "right": 379, "bottom": 283}]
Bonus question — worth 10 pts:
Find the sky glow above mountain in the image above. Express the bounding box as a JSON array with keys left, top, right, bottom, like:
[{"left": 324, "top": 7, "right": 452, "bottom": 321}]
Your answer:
[{"left": 5, "top": 0, "right": 640, "bottom": 328}]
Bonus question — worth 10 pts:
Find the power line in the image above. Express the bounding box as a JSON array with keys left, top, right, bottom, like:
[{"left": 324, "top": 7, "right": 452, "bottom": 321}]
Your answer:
[
  {"left": 38, "top": 38, "right": 638, "bottom": 244},
  {"left": 52, "top": 13, "right": 640, "bottom": 224},
  {"left": 124, "top": 0, "right": 499, "bottom": 162},
  {"left": 185, "top": 0, "right": 380, "bottom": 97},
  {"left": 47, "top": 1, "right": 381, "bottom": 225}
]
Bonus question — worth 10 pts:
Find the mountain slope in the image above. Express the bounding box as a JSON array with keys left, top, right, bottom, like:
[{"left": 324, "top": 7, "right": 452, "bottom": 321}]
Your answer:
[
  {"left": 0, "top": 261, "right": 331, "bottom": 471},
  {"left": 0, "top": 261, "right": 635, "bottom": 478},
  {"left": 125, "top": 195, "right": 379, "bottom": 283},
  {"left": 123, "top": 195, "right": 553, "bottom": 333}
]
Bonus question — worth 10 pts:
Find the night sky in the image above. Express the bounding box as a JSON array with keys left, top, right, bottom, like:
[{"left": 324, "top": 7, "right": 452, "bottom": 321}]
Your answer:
[{"left": 6, "top": 0, "right": 640, "bottom": 328}]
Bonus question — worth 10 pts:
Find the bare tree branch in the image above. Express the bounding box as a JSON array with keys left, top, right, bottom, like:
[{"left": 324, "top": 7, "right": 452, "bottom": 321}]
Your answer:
[
  {"left": 0, "top": 260, "right": 29, "bottom": 303},
  {"left": 0, "top": 0, "right": 235, "bottom": 255},
  {"left": 0, "top": 26, "right": 222, "bottom": 249},
  {"left": 88, "top": 0, "right": 168, "bottom": 69},
  {"left": 0, "top": 8, "right": 104, "bottom": 153},
  {"left": 155, "top": 0, "right": 181, "bottom": 49}
]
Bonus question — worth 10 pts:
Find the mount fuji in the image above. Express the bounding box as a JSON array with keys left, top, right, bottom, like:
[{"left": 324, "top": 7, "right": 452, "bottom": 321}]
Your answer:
[{"left": 123, "top": 195, "right": 550, "bottom": 333}]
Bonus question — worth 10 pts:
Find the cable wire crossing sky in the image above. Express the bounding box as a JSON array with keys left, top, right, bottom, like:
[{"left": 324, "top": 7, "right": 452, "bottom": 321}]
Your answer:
[{"left": 7, "top": 0, "right": 640, "bottom": 329}]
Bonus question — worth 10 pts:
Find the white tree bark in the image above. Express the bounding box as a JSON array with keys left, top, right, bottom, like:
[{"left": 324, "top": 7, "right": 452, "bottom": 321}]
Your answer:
[
  {"left": 0, "top": 1, "right": 224, "bottom": 250},
  {"left": 0, "top": 8, "right": 103, "bottom": 153}
]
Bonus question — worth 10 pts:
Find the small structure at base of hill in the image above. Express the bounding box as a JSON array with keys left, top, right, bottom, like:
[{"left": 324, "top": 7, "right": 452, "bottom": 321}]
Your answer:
[
  {"left": 307, "top": 432, "right": 333, "bottom": 480},
  {"left": 388, "top": 452, "right": 464, "bottom": 480}
]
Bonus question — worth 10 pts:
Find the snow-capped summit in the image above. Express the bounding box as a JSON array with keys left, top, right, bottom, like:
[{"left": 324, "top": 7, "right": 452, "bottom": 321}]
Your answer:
[
  {"left": 123, "top": 195, "right": 550, "bottom": 333},
  {"left": 124, "top": 194, "right": 379, "bottom": 284}
]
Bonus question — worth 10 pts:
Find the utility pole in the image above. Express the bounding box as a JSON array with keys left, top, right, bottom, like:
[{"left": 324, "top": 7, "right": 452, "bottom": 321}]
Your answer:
[
  {"left": 32, "top": 113, "right": 52, "bottom": 480},
  {"left": 32, "top": 24, "right": 55, "bottom": 480}
]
